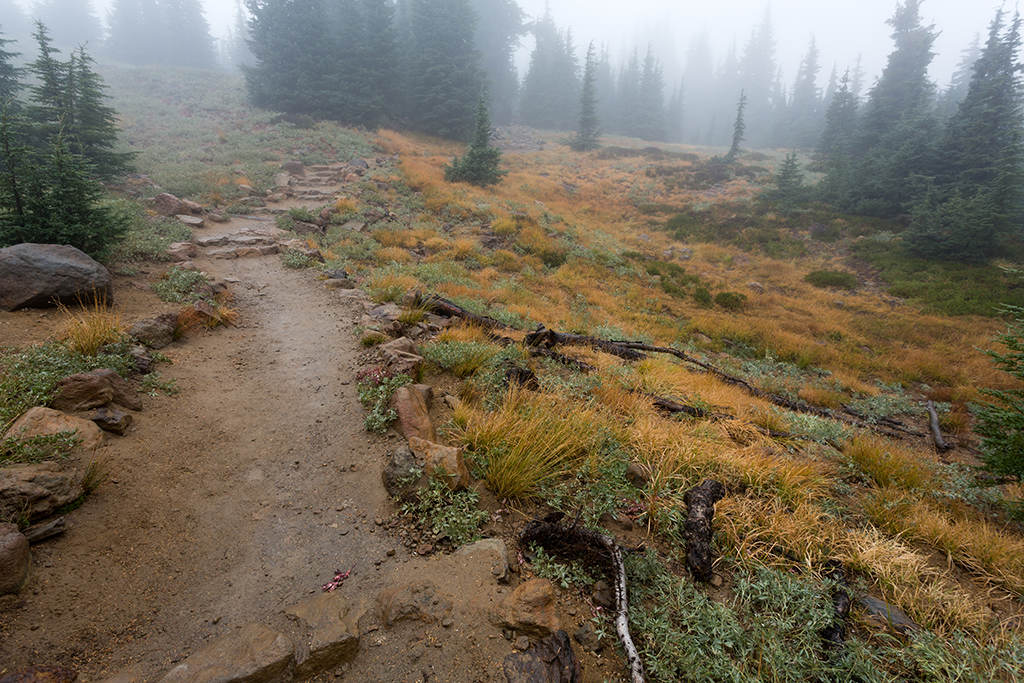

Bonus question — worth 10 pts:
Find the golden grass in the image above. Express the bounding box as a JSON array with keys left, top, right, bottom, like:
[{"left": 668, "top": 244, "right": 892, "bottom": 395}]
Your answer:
[
  {"left": 375, "top": 246, "right": 413, "bottom": 264},
  {"left": 366, "top": 270, "right": 417, "bottom": 303},
  {"left": 458, "top": 387, "right": 600, "bottom": 499},
  {"left": 843, "top": 435, "right": 938, "bottom": 492},
  {"left": 56, "top": 298, "right": 124, "bottom": 356}
]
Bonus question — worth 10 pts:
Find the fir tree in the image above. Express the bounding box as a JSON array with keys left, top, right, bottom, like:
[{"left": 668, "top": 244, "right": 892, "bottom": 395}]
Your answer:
[
  {"left": 0, "top": 26, "right": 24, "bottom": 105},
  {"left": 225, "top": 0, "right": 255, "bottom": 71},
  {"left": 767, "top": 152, "right": 806, "bottom": 211},
  {"left": 666, "top": 78, "right": 684, "bottom": 143},
  {"left": 738, "top": 5, "right": 777, "bottom": 145},
  {"left": 468, "top": 0, "right": 524, "bottom": 126},
  {"left": 725, "top": 90, "right": 746, "bottom": 161},
  {"left": 159, "top": 0, "right": 217, "bottom": 69},
  {"left": 24, "top": 21, "right": 68, "bottom": 142},
  {"left": 444, "top": 91, "right": 506, "bottom": 186},
  {"left": 65, "top": 46, "right": 136, "bottom": 179},
  {"left": 815, "top": 70, "right": 858, "bottom": 169},
  {"left": 519, "top": 9, "right": 578, "bottom": 131},
  {"left": 407, "top": 0, "right": 483, "bottom": 139},
  {"left": 569, "top": 41, "right": 600, "bottom": 151},
  {"left": 976, "top": 293, "right": 1024, "bottom": 479},
  {"left": 31, "top": 0, "right": 102, "bottom": 50},
  {"left": 105, "top": 0, "right": 159, "bottom": 65},
  {"left": 352, "top": 0, "right": 401, "bottom": 128},
  {"left": 634, "top": 45, "right": 666, "bottom": 142},
  {"left": 784, "top": 37, "right": 823, "bottom": 148},
  {"left": 937, "top": 33, "right": 982, "bottom": 120},
  {"left": 615, "top": 48, "right": 640, "bottom": 136}
]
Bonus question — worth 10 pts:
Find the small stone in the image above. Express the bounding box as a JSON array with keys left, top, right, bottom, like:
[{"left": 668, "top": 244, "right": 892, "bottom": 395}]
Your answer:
[
  {"left": 386, "top": 549, "right": 396, "bottom": 557},
  {"left": 513, "top": 635, "right": 531, "bottom": 651},
  {"left": 709, "top": 574, "right": 724, "bottom": 587},
  {"left": 441, "top": 618, "right": 454, "bottom": 628}
]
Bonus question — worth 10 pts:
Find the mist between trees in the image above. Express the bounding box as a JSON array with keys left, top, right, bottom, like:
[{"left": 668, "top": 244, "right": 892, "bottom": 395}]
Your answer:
[{"left": 1, "top": 0, "right": 1021, "bottom": 264}]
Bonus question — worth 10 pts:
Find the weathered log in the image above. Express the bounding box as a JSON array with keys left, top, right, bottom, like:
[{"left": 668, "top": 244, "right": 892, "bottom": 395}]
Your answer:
[
  {"left": 520, "top": 520, "right": 645, "bottom": 683},
  {"left": 414, "top": 292, "right": 510, "bottom": 331},
  {"left": 525, "top": 325, "right": 648, "bottom": 361},
  {"left": 926, "top": 400, "right": 951, "bottom": 452},
  {"left": 820, "top": 561, "right": 852, "bottom": 649},
  {"left": 682, "top": 480, "right": 726, "bottom": 582},
  {"left": 527, "top": 347, "right": 596, "bottom": 373},
  {"left": 23, "top": 516, "right": 67, "bottom": 544}
]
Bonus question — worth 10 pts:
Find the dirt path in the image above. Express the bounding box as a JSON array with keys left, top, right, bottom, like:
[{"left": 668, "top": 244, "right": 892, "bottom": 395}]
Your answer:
[{"left": 0, "top": 212, "right": 417, "bottom": 677}]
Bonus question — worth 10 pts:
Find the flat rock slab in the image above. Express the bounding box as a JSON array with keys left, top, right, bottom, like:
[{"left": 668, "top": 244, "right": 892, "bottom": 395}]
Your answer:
[
  {"left": 157, "top": 622, "right": 294, "bottom": 683},
  {"left": 0, "top": 665, "right": 78, "bottom": 682},
  {"left": 284, "top": 591, "right": 363, "bottom": 679}
]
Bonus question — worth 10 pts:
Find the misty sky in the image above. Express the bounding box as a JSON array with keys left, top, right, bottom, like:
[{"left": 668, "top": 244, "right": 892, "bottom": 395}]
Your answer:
[{"left": 15, "top": 0, "right": 999, "bottom": 88}]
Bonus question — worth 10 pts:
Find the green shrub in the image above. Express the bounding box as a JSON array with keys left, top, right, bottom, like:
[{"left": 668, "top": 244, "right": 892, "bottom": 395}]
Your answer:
[
  {"left": 282, "top": 250, "right": 317, "bottom": 269},
  {"left": 714, "top": 291, "right": 748, "bottom": 311},
  {"left": 400, "top": 476, "right": 489, "bottom": 547},
  {"left": 356, "top": 367, "right": 412, "bottom": 433},
  {"left": 693, "top": 287, "right": 713, "bottom": 308},
  {"left": 976, "top": 302, "right": 1024, "bottom": 479},
  {"left": 150, "top": 266, "right": 210, "bottom": 302},
  {"left": 805, "top": 270, "right": 858, "bottom": 290}
]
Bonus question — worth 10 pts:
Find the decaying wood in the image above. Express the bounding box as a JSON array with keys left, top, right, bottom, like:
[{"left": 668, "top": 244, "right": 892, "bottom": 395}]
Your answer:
[
  {"left": 926, "top": 400, "right": 951, "bottom": 452},
  {"left": 520, "top": 520, "right": 645, "bottom": 683},
  {"left": 821, "top": 561, "right": 852, "bottom": 649},
  {"left": 414, "top": 292, "right": 510, "bottom": 331},
  {"left": 525, "top": 325, "right": 648, "bottom": 361},
  {"left": 682, "top": 480, "right": 726, "bottom": 582},
  {"left": 528, "top": 347, "right": 596, "bottom": 373},
  {"left": 23, "top": 516, "right": 66, "bottom": 544}
]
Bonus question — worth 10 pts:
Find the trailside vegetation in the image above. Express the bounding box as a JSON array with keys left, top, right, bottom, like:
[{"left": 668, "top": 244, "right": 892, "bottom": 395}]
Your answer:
[{"left": 444, "top": 92, "right": 507, "bottom": 186}]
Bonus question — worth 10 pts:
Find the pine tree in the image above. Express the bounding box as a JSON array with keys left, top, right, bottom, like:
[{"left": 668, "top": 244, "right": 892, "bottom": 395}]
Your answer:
[
  {"left": 31, "top": 0, "right": 102, "bottom": 50},
  {"left": 615, "top": 48, "right": 640, "bottom": 137},
  {"left": 519, "top": 9, "right": 578, "bottom": 131},
  {"left": 444, "top": 91, "right": 506, "bottom": 186},
  {"left": 634, "top": 45, "right": 666, "bottom": 142},
  {"left": 666, "top": 78, "right": 684, "bottom": 143},
  {"left": 569, "top": 41, "right": 601, "bottom": 151},
  {"left": 937, "top": 33, "right": 982, "bottom": 120},
  {"left": 159, "top": 0, "right": 217, "bottom": 69},
  {"left": 407, "top": 0, "right": 483, "bottom": 140},
  {"left": 976, "top": 294, "right": 1024, "bottom": 480},
  {"left": 815, "top": 70, "right": 858, "bottom": 169},
  {"left": 65, "top": 46, "right": 136, "bottom": 179},
  {"left": 225, "top": 0, "right": 254, "bottom": 71},
  {"left": 738, "top": 5, "right": 777, "bottom": 145},
  {"left": 784, "top": 37, "right": 823, "bottom": 148},
  {"left": 725, "top": 90, "right": 746, "bottom": 161},
  {"left": 468, "top": 0, "right": 524, "bottom": 126},
  {"left": 352, "top": 0, "right": 401, "bottom": 128},
  {"left": 0, "top": 26, "right": 23, "bottom": 105},
  {"left": 767, "top": 152, "right": 806, "bottom": 211},
  {"left": 24, "top": 21, "right": 68, "bottom": 142}
]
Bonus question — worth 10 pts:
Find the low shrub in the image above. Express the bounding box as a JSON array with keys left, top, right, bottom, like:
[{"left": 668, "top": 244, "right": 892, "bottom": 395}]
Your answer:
[
  {"left": 714, "top": 291, "right": 748, "bottom": 311},
  {"left": 805, "top": 270, "right": 858, "bottom": 290}
]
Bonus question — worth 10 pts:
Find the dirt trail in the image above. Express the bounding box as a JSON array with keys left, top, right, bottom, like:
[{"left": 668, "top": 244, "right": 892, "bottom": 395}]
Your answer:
[{"left": 0, "top": 213, "right": 414, "bottom": 677}]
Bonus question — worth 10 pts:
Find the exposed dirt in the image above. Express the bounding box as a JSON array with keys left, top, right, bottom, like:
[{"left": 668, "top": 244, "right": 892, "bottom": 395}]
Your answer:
[{"left": 0, "top": 184, "right": 632, "bottom": 682}]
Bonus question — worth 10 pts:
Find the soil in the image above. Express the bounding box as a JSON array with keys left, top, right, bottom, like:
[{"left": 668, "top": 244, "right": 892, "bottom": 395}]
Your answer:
[{"left": 0, "top": 180, "right": 633, "bottom": 682}]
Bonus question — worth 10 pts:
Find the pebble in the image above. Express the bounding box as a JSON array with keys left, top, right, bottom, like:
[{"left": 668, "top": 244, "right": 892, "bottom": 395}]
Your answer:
[
  {"left": 386, "top": 549, "right": 396, "bottom": 557},
  {"left": 514, "top": 636, "right": 531, "bottom": 651},
  {"left": 442, "top": 618, "right": 454, "bottom": 628}
]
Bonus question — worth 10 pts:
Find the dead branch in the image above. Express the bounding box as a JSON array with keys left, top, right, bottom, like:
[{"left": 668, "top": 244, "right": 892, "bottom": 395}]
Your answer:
[
  {"left": 23, "top": 516, "right": 66, "bottom": 544},
  {"left": 926, "top": 400, "right": 951, "bottom": 452},
  {"left": 520, "top": 520, "right": 645, "bottom": 683},
  {"left": 682, "top": 480, "right": 726, "bottom": 582},
  {"left": 414, "top": 292, "right": 510, "bottom": 331},
  {"left": 525, "top": 325, "right": 648, "bottom": 361}
]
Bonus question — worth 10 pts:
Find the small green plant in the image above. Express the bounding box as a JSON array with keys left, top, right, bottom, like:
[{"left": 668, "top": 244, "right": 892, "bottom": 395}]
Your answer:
[
  {"left": 400, "top": 475, "right": 489, "bottom": 547},
  {"left": 282, "top": 249, "right": 317, "bottom": 269},
  {"left": 805, "top": 270, "right": 858, "bottom": 290},
  {"left": 714, "top": 291, "right": 748, "bottom": 311},
  {"left": 693, "top": 287, "right": 713, "bottom": 308},
  {"left": 139, "top": 372, "right": 180, "bottom": 397},
  {"left": 527, "top": 544, "right": 595, "bottom": 588},
  {"left": 356, "top": 366, "right": 411, "bottom": 433},
  {"left": 0, "top": 431, "right": 82, "bottom": 466},
  {"left": 150, "top": 266, "right": 210, "bottom": 303}
]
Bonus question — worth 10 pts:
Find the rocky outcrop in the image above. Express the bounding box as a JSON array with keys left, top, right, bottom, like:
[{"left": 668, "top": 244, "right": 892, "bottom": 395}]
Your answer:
[
  {"left": 388, "top": 384, "right": 435, "bottom": 442},
  {"left": 157, "top": 623, "right": 294, "bottom": 683},
  {"left": 0, "top": 461, "right": 84, "bottom": 523},
  {"left": 491, "top": 579, "right": 561, "bottom": 638},
  {"left": 284, "top": 592, "right": 362, "bottom": 679},
  {"left": 0, "top": 244, "right": 112, "bottom": 311},
  {"left": 4, "top": 407, "right": 106, "bottom": 453},
  {"left": 0, "top": 523, "right": 30, "bottom": 595}
]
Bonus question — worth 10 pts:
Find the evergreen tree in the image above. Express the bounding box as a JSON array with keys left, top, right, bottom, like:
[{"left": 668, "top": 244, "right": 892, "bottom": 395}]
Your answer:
[
  {"left": 105, "top": 0, "right": 159, "bottom": 65},
  {"left": 634, "top": 45, "right": 666, "bottom": 142},
  {"left": 666, "top": 77, "right": 684, "bottom": 143},
  {"left": 976, "top": 295, "right": 1024, "bottom": 480},
  {"left": 814, "top": 69, "right": 858, "bottom": 170},
  {"left": 725, "top": 90, "right": 746, "bottom": 161},
  {"left": 569, "top": 41, "right": 600, "bottom": 151},
  {"left": 25, "top": 21, "right": 68, "bottom": 141},
  {"left": 407, "top": 0, "right": 483, "bottom": 139},
  {"left": 31, "top": 0, "right": 102, "bottom": 50},
  {"left": 0, "top": 27, "right": 24, "bottom": 105},
  {"left": 615, "top": 48, "right": 640, "bottom": 137},
  {"left": 683, "top": 30, "right": 715, "bottom": 143},
  {"left": 353, "top": 0, "right": 401, "bottom": 128},
  {"left": 710, "top": 40, "right": 740, "bottom": 144},
  {"left": 738, "top": 5, "right": 777, "bottom": 145},
  {"left": 519, "top": 9, "right": 578, "bottom": 131},
  {"left": 468, "top": 0, "right": 524, "bottom": 126},
  {"left": 784, "top": 37, "right": 823, "bottom": 148},
  {"left": 0, "top": 2, "right": 32, "bottom": 45},
  {"left": 444, "top": 91, "right": 506, "bottom": 186},
  {"left": 594, "top": 44, "right": 616, "bottom": 133},
  {"left": 937, "top": 33, "right": 982, "bottom": 120},
  {"left": 159, "top": 0, "right": 217, "bottom": 69},
  {"left": 225, "top": 0, "right": 255, "bottom": 71},
  {"left": 767, "top": 152, "right": 806, "bottom": 211},
  {"left": 65, "top": 46, "right": 135, "bottom": 178}
]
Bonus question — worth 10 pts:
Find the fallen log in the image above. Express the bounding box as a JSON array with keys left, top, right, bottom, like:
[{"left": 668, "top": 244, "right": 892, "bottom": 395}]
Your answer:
[
  {"left": 682, "top": 480, "right": 726, "bottom": 582},
  {"left": 520, "top": 520, "right": 645, "bottom": 683},
  {"left": 820, "top": 561, "right": 852, "bottom": 649},
  {"left": 23, "top": 516, "right": 67, "bottom": 544},
  {"left": 525, "top": 325, "right": 648, "bottom": 361},
  {"left": 414, "top": 292, "right": 510, "bottom": 331},
  {"left": 926, "top": 400, "right": 951, "bottom": 452}
]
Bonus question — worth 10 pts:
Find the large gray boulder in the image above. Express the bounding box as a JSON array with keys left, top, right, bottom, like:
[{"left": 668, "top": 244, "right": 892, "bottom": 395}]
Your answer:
[{"left": 0, "top": 243, "right": 112, "bottom": 311}]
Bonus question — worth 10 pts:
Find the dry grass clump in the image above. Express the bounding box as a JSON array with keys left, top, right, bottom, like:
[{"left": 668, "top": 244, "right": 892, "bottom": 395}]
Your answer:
[
  {"left": 843, "top": 435, "right": 937, "bottom": 492},
  {"left": 366, "top": 269, "right": 417, "bottom": 303},
  {"left": 457, "top": 387, "right": 601, "bottom": 499},
  {"left": 375, "top": 246, "right": 413, "bottom": 264},
  {"left": 56, "top": 298, "right": 124, "bottom": 356}
]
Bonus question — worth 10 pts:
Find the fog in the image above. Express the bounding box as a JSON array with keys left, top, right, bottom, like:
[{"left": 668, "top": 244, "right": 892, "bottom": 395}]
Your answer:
[{"left": 514, "top": 0, "right": 995, "bottom": 88}]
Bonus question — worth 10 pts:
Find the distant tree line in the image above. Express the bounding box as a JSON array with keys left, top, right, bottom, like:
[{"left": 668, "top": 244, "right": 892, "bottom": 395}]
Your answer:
[{"left": 0, "top": 21, "right": 133, "bottom": 259}]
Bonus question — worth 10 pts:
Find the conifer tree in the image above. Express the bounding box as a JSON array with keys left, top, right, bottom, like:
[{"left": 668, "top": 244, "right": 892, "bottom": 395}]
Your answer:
[
  {"left": 105, "top": 0, "right": 159, "bottom": 65},
  {"left": 519, "top": 9, "right": 578, "bottom": 131},
  {"left": 31, "top": 0, "right": 102, "bottom": 50},
  {"left": 725, "top": 90, "right": 746, "bottom": 161},
  {"left": 615, "top": 48, "right": 640, "bottom": 137},
  {"left": 66, "top": 46, "right": 135, "bottom": 178},
  {"left": 468, "top": 0, "right": 524, "bottom": 126},
  {"left": 444, "top": 91, "right": 506, "bottom": 186},
  {"left": 353, "top": 0, "right": 401, "bottom": 128},
  {"left": 25, "top": 22, "right": 68, "bottom": 141},
  {"left": 0, "top": 27, "right": 23, "bottom": 105},
  {"left": 407, "top": 0, "right": 483, "bottom": 139},
  {"left": 784, "top": 37, "right": 823, "bottom": 148},
  {"left": 569, "top": 41, "right": 601, "bottom": 151},
  {"left": 225, "top": 0, "right": 255, "bottom": 71},
  {"left": 666, "top": 78, "right": 684, "bottom": 143},
  {"left": 634, "top": 45, "right": 666, "bottom": 142},
  {"left": 767, "top": 152, "right": 806, "bottom": 211},
  {"left": 738, "top": 6, "right": 777, "bottom": 145},
  {"left": 683, "top": 30, "right": 715, "bottom": 143},
  {"left": 159, "top": 0, "right": 217, "bottom": 69}
]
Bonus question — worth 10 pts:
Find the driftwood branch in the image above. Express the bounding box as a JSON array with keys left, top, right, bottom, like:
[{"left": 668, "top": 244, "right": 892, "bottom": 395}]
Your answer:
[
  {"left": 926, "top": 400, "right": 950, "bottom": 452},
  {"left": 525, "top": 325, "right": 648, "bottom": 361},
  {"left": 520, "top": 520, "right": 645, "bottom": 683},
  {"left": 415, "top": 292, "right": 510, "bottom": 331},
  {"left": 682, "top": 480, "right": 726, "bottom": 582}
]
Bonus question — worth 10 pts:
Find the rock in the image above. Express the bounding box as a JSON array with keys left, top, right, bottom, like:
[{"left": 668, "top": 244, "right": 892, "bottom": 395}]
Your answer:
[
  {"left": 94, "top": 664, "right": 147, "bottom": 683},
  {"left": 454, "top": 538, "right": 509, "bottom": 582},
  {"left": 285, "top": 592, "right": 362, "bottom": 679},
  {"left": 502, "top": 630, "right": 582, "bottom": 683},
  {"left": 407, "top": 436, "right": 469, "bottom": 491},
  {"left": 49, "top": 373, "right": 114, "bottom": 412},
  {"left": 324, "top": 268, "right": 348, "bottom": 280},
  {"left": 0, "top": 244, "right": 112, "bottom": 312},
  {"left": 237, "top": 184, "right": 256, "bottom": 196},
  {"left": 4, "top": 407, "right": 105, "bottom": 453},
  {"left": 348, "top": 158, "right": 370, "bottom": 170},
  {"left": 50, "top": 369, "right": 141, "bottom": 413},
  {"left": 157, "top": 623, "right": 294, "bottom": 683},
  {"left": 0, "top": 665, "right": 78, "bottom": 683},
  {"left": 370, "top": 304, "right": 403, "bottom": 322},
  {"left": 491, "top": 579, "right": 561, "bottom": 638},
  {"left": 625, "top": 462, "right": 649, "bottom": 489},
  {"left": 91, "top": 407, "right": 133, "bottom": 435},
  {"left": 129, "top": 346, "right": 156, "bottom": 374},
  {"left": 360, "top": 330, "right": 387, "bottom": 346},
  {"left": 514, "top": 635, "right": 531, "bottom": 651},
  {"left": 152, "top": 192, "right": 187, "bottom": 216},
  {"left": 389, "top": 385, "right": 435, "bottom": 442},
  {"left": 181, "top": 199, "right": 203, "bottom": 214},
  {"left": 857, "top": 595, "right": 920, "bottom": 634},
  {"left": 129, "top": 313, "right": 178, "bottom": 350},
  {"left": 280, "top": 160, "right": 305, "bottom": 176},
  {"left": 747, "top": 281, "right": 765, "bottom": 294},
  {"left": 0, "top": 461, "right": 84, "bottom": 523},
  {"left": 375, "top": 581, "right": 453, "bottom": 627},
  {"left": 591, "top": 580, "right": 615, "bottom": 609},
  {"left": 572, "top": 622, "right": 603, "bottom": 653},
  {"left": 165, "top": 242, "right": 197, "bottom": 262},
  {"left": 324, "top": 278, "right": 356, "bottom": 290},
  {"left": 692, "top": 333, "right": 712, "bottom": 345},
  {"left": 382, "top": 444, "right": 419, "bottom": 498},
  {"left": 175, "top": 214, "right": 205, "bottom": 228},
  {"left": 733, "top": 253, "right": 751, "bottom": 266},
  {"left": 380, "top": 336, "right": 423, "bottom": 375},
  {"left": 340, "top": 220, "right": 365, "bottom": 233},
  {"left": 0, "top": 523, "right": 30, "bottom": 596},
  {"left": 272, "top": 173, "right": 292, "bottom": 188},
  {"left": 207, "top": 212, "right": 229, "bottom": 223}
]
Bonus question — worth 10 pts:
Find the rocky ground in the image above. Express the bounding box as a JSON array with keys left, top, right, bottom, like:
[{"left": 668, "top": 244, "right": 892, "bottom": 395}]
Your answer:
[{"left": 0, "top": 168, "right": 632, "bottom": 683}]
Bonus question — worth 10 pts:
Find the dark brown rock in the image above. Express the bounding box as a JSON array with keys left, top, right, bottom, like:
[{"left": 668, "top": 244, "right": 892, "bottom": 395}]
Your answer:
[
  {"left": 87, "top": 369, "right": 143, "bottom": 411},
  {"left": 280, "top": 160, "right": 305, "bottom": 176},
  {"left": 502, "top": 631, "right": 582, "bottom": 683},
  {"left": 0, "top": 244, "right": 112, "bottom": 312},
  {"left": 0, "top": 461, "right": 85, "bottom": 523},
  {"left": 152, "top": 192, "right": 187, "bottom": 216},
  {"left": 625, "top": 462, "right": 649, "bottom": 488},
  {"left": 129, "top": 313, "right": 178, "bottom": 349},
  {"left": 0, "top": 523, "right": 30, "bottom": 596},
  {"left": 91, "top": 407, "right": 133, "bottom": 435},
  {"left": 49, "top": 373, "right": 114, "bottom": 412}
]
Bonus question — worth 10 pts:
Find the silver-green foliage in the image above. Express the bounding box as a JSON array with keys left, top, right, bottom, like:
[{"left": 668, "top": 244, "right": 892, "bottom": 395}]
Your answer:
[{"left": 400, "top": 476, "right": 489, "bottom": 548}]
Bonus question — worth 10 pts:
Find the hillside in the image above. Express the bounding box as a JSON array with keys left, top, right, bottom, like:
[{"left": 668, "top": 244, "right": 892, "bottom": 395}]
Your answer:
[{"left": 3, "top": 65, "right": 1024, "bottom": 681}]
